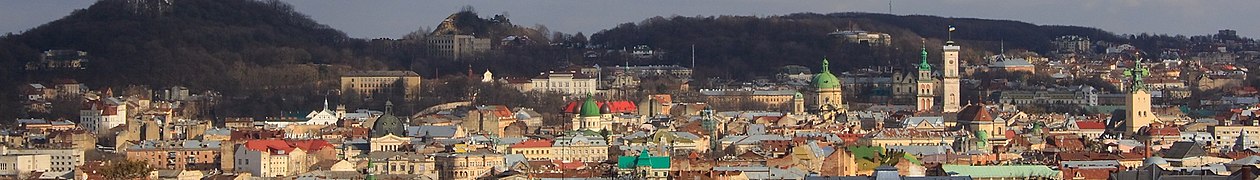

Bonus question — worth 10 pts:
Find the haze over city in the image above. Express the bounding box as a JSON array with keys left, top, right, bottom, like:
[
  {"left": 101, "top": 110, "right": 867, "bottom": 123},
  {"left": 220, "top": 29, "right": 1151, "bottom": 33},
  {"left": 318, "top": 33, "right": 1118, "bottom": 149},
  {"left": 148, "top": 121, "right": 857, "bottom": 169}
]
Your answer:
[{"left": 2, "top": 0, "right": 1257, "bottom": 38}]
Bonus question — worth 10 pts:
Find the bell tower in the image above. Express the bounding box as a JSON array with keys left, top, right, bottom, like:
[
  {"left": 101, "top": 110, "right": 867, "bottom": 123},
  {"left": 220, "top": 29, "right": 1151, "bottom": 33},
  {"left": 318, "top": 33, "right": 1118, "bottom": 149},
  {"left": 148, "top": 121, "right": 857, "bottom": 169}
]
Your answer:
[
  {"left": 1124, "top": 59, "right": 1155, "bottom": 135},
  {"left": 916, "top": 44, "right": 935, "bottom": 112}
]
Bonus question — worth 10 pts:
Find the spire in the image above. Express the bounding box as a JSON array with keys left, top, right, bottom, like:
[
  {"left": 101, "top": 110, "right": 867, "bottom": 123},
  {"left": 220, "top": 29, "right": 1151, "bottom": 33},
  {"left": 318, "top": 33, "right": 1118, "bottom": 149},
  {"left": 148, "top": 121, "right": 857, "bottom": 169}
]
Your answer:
[
  {"left": 1124, "top": 58, "right": 1150, "bottom": 92},
  {"left": 918, "top": 39, "right": 931, "bottom": 71},
  {"left": 366, "top": 158, "right": 376, "bottom": 180},
  {"left": 384, "top": 101, "right": 394, "bottom": 113},
  {"left": 323, "top": 98, "right": 330, "bottom": 111}
]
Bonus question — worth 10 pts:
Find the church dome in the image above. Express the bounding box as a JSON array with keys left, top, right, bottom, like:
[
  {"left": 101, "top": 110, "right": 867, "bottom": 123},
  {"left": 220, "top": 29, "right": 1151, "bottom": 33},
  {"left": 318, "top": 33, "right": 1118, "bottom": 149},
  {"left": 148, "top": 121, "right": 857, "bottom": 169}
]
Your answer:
[
  {"left": 371, "top": 101, "right": 406, "bottom": 138},
  {"left": 579, "top": 96, "right": 601, "bottom": 117},
  {"left": 599, "top": 102, "right": 612, "bottom": 114},
  {"left": 812, "top": 59, "right": 841, "bottom": 89}
]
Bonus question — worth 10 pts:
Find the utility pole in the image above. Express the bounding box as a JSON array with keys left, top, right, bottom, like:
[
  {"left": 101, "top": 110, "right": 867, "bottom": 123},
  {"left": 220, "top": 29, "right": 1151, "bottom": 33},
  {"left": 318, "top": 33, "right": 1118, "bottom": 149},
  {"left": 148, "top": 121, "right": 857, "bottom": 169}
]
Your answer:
[{"left": 690, "top": 44, "right": 696, "bottom": 69}]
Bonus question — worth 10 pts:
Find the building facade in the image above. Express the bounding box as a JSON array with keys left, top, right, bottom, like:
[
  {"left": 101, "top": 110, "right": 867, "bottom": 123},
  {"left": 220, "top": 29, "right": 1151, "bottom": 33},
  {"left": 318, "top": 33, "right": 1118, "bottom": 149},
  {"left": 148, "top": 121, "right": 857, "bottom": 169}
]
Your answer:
[
  {"left": 79, "top": 97, "right": 127, "bottom": 134},
  {"left": 528, "top": 71, "right": 599, "bottom": 95},
  {"left": 425, "top": 34, "right": 491, "bottom": 60},
  {"left": 340, "top": 71, "right": 423, "bottom": 99},
  {"left": 126, "top": 140, "right": 222, "bottom": 170},
  {"left": 435, "top": 152, "right": 505, "bottom": 180}
]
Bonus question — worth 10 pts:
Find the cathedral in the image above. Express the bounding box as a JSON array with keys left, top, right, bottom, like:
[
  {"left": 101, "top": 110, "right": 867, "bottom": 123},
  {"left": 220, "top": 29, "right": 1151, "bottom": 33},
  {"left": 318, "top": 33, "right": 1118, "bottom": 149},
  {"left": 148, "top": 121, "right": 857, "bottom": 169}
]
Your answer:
[
  {"left": 369, "top": 101, "right": 409, "bottom": 152},
  {"left": 808, "top": 59, "right": 846, "bottom": 114}
]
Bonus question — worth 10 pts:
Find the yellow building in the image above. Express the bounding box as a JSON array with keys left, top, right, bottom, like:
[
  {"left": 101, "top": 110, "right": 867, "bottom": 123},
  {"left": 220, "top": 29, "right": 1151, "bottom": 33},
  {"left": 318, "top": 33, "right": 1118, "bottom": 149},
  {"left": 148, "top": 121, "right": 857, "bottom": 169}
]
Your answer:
[
  {"left": 508, "top": 139, "right": 553, "bottom": 161},
  {"left": 551, "top": 134, "right": 610, "bottom": 162},
  {"left": 700, "top": 89, "right": 801, "bottom": 111},
  {"left": 435, "top": 152, "right": 505, "bottom": 180},
  {"left": 340, "top": 71, "right": 422, "bottom": 99}
]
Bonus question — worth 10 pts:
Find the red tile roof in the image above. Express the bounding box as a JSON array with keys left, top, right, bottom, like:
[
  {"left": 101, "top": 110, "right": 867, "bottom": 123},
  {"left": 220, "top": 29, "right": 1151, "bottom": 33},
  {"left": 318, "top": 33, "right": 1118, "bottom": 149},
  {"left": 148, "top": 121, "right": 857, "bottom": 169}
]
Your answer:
[
  {"left": 289, "top": 140, "right": 334, "bottom": 151},
  {"left": 510, "top": 139, "right": 554, "bottom": 148},
  {"left": 1076, "top": 121, "right": 1107, "bottom": 130},
  {"left": 563, "top": 100, "right": 636, "bottom": 114},
  {"left": 551, "top": 160, "right": 587, "bottom": 170},
  {"left": 958, "top": 105, "right": 993, "bottom": 122}
]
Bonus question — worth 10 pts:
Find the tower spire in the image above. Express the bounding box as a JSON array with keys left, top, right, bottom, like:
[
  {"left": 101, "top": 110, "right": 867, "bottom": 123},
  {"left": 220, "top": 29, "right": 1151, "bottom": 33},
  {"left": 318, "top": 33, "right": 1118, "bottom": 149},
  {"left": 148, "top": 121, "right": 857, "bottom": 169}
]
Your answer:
[
  {"left": 918, "top": 39, "right": 930, "bottom": 71},
  {"left": 821, "top": 58, "right": 831, "bottom": 73}
]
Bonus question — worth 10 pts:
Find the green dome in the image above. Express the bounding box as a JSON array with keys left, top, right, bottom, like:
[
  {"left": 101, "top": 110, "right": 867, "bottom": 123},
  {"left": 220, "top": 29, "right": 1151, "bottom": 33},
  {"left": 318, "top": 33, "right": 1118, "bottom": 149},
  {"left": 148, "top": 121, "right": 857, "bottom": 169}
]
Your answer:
[
  {"left": 813, "top": 59, "right": 841, "bottom": 89},
  {"left": 579, "top": 96, "right": 601, "bottom": 117}
]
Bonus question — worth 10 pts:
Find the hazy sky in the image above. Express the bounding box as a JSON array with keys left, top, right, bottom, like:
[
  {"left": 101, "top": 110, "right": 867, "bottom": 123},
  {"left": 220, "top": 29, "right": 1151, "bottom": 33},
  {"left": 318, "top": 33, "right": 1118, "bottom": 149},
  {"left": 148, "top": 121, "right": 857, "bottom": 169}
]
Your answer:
[{"left": 1, "top": 0, "right": 1256, "bottom": 39}]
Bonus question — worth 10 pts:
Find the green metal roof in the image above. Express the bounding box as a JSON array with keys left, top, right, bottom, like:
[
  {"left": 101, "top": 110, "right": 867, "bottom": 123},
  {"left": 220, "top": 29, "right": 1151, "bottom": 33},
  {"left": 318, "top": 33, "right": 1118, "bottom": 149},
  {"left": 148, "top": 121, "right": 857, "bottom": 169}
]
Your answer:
[
  {"left": 918, "top": 47, "right": 932, "bottom": 71},
  {"left": 579, "top": 95, "right": 601, "bottom": 117},
  {"left": 942, "top": 165, "right": 1060, "bottom": 178},
  {"left": 617, "top": 151, "right": 670, "bottom": 169},
  {"left": 813, "top": 59, "right": 841, "bottom": 89}
]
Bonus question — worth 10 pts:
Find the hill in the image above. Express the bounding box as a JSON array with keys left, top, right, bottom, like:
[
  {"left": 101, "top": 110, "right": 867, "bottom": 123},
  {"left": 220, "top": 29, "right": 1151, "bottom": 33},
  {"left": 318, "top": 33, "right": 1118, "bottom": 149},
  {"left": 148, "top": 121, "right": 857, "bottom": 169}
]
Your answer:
[
  {"left": 0, "top": 0, "right": 379, "bottom": 92},
  {"left": 588, "top": 12, "right": 1121, "bottom": 80}
]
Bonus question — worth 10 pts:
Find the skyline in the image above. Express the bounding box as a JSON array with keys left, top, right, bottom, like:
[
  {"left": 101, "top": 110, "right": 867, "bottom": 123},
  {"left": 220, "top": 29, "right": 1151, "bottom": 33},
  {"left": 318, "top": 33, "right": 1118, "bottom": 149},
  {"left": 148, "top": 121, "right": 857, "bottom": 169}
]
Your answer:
[{"left": 1, "top": 0, "right": 1256, "bottom": 40}]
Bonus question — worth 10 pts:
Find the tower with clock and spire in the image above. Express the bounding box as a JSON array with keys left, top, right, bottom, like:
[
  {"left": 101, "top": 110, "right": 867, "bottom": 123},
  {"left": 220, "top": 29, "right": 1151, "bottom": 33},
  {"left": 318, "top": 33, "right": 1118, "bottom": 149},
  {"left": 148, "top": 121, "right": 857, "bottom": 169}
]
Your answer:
[{"left": 942, "top": 39, "right": 962, "bottom": 113}]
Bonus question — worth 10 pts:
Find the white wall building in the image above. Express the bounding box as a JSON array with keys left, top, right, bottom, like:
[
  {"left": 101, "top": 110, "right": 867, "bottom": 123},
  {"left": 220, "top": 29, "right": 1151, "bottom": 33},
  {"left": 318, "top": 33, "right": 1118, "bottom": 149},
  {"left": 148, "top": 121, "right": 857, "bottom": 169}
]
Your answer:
[
  {"left": 79, "top": 97, "right": 127, "bottom": 134},
  {"left": 529, "top": 71, "right": 599, "bottom": 95}
]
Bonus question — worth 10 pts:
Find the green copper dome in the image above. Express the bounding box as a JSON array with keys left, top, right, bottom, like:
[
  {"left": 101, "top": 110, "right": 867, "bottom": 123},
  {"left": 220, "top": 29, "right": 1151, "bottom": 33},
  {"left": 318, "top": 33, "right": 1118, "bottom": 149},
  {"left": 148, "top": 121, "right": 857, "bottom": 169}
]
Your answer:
[
  {"left": 918, "top": 47, "right": 931, "bottom": 71},
  {"left": 812, "top": 59, "right": 841, "bottom": 89},
  {"left": 579, "top": 95, "right": 601, "bottom": 117}
]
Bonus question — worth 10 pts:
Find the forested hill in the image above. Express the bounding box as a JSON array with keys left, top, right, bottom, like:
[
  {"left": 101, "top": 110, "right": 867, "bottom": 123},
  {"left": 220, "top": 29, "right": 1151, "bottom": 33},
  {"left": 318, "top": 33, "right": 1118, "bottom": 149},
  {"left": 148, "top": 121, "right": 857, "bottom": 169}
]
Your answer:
[
  {"left": 589, "top": 12, "right": 1120, "bottom": 79},
  {"left": 0, "top": 0, "right": 378, "bottom": 94}
]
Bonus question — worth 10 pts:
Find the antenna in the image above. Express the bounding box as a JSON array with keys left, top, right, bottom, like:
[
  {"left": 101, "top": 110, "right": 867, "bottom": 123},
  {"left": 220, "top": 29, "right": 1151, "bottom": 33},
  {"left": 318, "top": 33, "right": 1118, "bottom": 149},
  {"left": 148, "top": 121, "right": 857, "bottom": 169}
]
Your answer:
[{"left": 888, "top": 0, "right": 893, "bottom": 14}]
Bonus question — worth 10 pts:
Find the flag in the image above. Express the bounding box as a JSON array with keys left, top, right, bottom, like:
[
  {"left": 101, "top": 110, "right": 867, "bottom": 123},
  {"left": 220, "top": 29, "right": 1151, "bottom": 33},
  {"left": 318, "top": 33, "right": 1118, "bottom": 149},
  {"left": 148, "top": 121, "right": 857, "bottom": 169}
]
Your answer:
[{"left": 948, "top": 25, "right": 956, "bottom": 32}]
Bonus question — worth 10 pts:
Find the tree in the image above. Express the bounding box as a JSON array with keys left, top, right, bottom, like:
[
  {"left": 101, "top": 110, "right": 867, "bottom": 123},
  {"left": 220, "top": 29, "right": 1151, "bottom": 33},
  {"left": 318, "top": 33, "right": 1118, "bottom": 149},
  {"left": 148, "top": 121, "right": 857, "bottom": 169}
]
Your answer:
[{"left": 100, "top": 159, "right": 153, "bottom": 180}]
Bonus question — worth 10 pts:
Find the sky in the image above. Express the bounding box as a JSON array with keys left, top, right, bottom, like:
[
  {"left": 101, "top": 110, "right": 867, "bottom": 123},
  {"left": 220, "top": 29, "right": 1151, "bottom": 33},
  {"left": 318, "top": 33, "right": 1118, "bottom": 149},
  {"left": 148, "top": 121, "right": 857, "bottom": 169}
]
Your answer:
[{"left": 1, "top": 0, "right": 1256, "bottom": 39}]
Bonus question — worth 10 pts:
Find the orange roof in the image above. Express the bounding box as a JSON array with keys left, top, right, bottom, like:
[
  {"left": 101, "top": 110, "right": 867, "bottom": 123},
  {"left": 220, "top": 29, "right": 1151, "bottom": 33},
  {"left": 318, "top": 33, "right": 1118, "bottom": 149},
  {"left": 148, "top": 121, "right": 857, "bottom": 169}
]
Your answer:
[
  {"left": 510, "top": 139, "right": 554, "bottom": 148},
  {"left": 551, "top": 160, "right": 587, "bottom": 170},
  {"left": 289, "top": 140, "right": 334, "bottom": 151}
]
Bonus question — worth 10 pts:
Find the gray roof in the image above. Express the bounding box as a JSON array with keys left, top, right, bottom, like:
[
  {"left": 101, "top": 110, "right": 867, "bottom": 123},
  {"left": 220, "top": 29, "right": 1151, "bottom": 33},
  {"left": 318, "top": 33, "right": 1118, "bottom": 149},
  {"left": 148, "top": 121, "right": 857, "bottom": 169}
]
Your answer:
[
  {"left": 1061, "top": 160, "right": 1122, "bottom": 169},
  {"left": 408, "top": 125, "right": 459, "bottom": 138},
  {"left": 1165, "top": 141, "right": 1207, "bottom": 159},
  {"left": 1229, "top": 155, "right": 1260, "bottom": 165},
  {"left": 129, "top": 140, "right": 221, "bottom": 150},
  {"left": 903, "top": 116, "right": 945, "bottom": 128},
  {"left": 554, "top": 134, "right": 608, "bottom": 146},
  {"left": 720, "top": 135, "right": 791, "bottom": 145}
]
